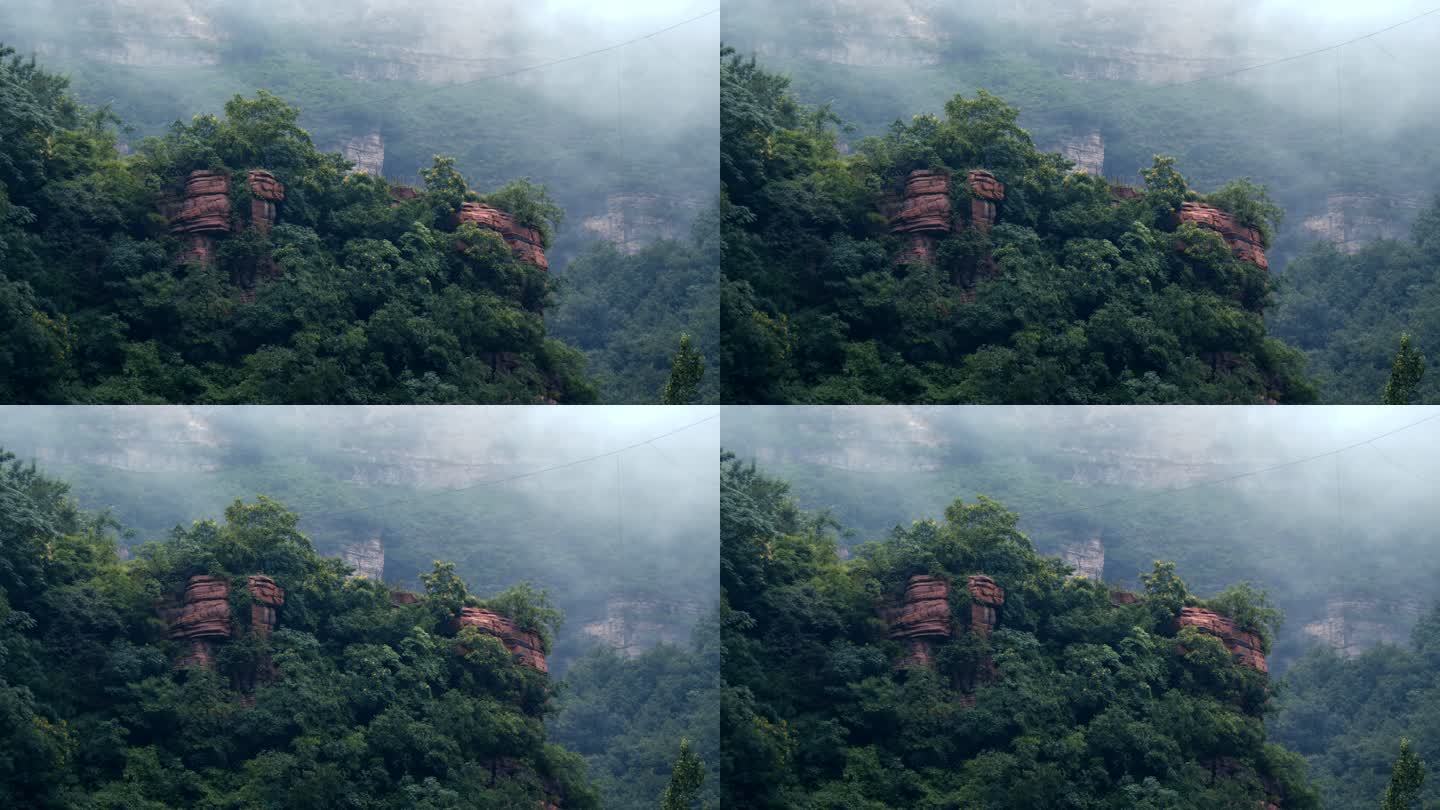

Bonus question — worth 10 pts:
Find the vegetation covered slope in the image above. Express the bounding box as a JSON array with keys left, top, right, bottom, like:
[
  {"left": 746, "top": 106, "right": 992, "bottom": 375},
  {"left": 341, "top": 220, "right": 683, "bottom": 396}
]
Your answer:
[
  {"left": 1269, "top": 200, "right": 1440, "bottom": 404},
  {"left": 721, "top": 50, "right": 1315, "bottom": 404},
  {"left": 552, "top": 618, "right": 721, "bottom": 810},
  {"left": 0, "top": 47, "right": 599, "bottom": 403},
  {"left": 720, "top": 452, "right": 1320, "bottom": 809},
  {"left": 1273, "top": 608, "right": 1440, "bottom": 809},
  {"left": 0, "top": 449, "right": 598, "bottom": 808}
]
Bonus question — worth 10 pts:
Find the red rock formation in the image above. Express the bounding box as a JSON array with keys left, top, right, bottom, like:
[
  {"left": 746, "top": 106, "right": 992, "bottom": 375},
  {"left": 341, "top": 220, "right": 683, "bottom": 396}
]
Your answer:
[
  {"left": 965, "top": 170, "right": 1005, "bottom": 233},
  {"left": 453, "top": 606, "right": 548, "bottom": 673},
  {"left": 966, "top": 575, "right": 1004, "bottom": 638},
  {"left": 169, "top": 171, "right": 233, "bottom": 235},
  {"left": 1176, "top": 201, "right": 1268, "bottom": 270},
  {"left": 169, "top": 575, "right": 232, "bottom": 670},
  {"left": 455, "top": 202, "right": 549, "bottom": 271},
  {"left": 1109, "top": 590, "right": 1141, "bottom": 606},
  {"left": 246, "top": 170, "right": 284, "bottom": 235},
  {"left": 246, "top": 575, "right": 284, "bottom": 638},
  {"left": 888, "top": 575, "right": 952, "bottom": 639},
  {"left": 388, "top": 185, "right": 420, "bottom": 206},
  {"left": 167, "top": 171, "right": 232, "bottom": 266},
  {"left": 890, "top": 170, "right": 953, "bottom": 235},
  {"left": 1109, "top": 184, "right": 1142, "bottom": 202},
  {"left": 389, "top": 590, "right": 421, "bottom": 606},
  {"left": 1175, "top": 606, "right": 1268, "bottom": 673}
]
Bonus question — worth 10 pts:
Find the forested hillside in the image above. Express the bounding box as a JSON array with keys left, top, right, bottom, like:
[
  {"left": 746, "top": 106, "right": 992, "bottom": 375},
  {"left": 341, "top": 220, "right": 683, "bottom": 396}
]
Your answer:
[
  {"left": 721, "top": 407, "right": 1440, "bottom": 674},
  {"left": 721, "top": 0, "right": 1440, "bottom": 403},
  {"left": 721, "top": 50, "right": 1315, "bottom": 404},
  {"left": 1274, "top": 608, "right": 1440, "bottom": 808},
  {"left": 0, "top": 0, "right": 719, "bottom": 403},
  {"left": 1270, "top": 201, "right": 1440, "bottom": 403},
  {"left": 0, "top": 450, "right": 599, "bottom": 807},
  {"left": 720, "top": 453, "right": 1327, "bottom": 808}
]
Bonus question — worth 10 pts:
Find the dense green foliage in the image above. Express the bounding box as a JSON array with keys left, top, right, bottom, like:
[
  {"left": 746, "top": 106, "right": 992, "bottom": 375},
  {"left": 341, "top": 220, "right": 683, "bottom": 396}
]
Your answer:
[
  {"left": 1274, "top": 606, "right": 1440, "bottom": 809},
  {"left": 0, "top": 449, "right": 599, "bottom": 808},
  {"left": 720, "top": 452, "right": 1319, "bottom": 808},
  {"left": 720, "top": 49, "right": 1315, "bottom": 404},
  {"left": 0, "top": 48, "right": 601, "bottom": 403},
  {"left": 1270, "top": 199, "right": 1440, "bottom": 403},
  {"left": 552, "top": 617, "right": 721, "bottom": 809},
  {"left": 548, "top": 212, "right": 721, "bottom": 404}
]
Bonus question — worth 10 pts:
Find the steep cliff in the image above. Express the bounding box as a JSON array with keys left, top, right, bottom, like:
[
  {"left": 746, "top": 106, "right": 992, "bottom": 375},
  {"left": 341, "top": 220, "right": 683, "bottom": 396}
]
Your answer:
[
  {"left": 579, "top": 192, "right": 705, "bottom": 253},
  {"left": 339, "top": 131, "right": 386, "bottom": 176},
  {"left": 1176, "top": 605, "right": 1268, "bottom": 673},
  {"left": 454, "top": 606, "right": 549, "bottom": 673},
  {"left": 1300, "top": 191, "right": 1426, "bottom": 254},
  {"left": 579, "top": 597, "right": 703, "bottom": 657},
  {"left": 1054, "top": 130, "right": 1105, "bottom": 175},
  {"left": 1299, "top": 596, "right": 1424, "bottom": 657},
  {"left": 1060, "top": 534, "right": 1105, "bottom": 579},
  {"left": 342, "top": 535, "right": 385, "bottom": 580},
  {"left": 164, "top": 573, "right": 286, "bottom": 677}
]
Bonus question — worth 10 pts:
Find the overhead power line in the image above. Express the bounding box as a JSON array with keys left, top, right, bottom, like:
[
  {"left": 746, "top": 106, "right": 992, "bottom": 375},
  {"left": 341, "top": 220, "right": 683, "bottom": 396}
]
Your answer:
[
  {"left": 299, "top": 8, "right": 718, "bottom": 120},
  {"left": 296, "top": 412, "right": 719, "bottom": 521},
  {"left": 1023, "top": 409, "right": 1440, "bottom": 523}
]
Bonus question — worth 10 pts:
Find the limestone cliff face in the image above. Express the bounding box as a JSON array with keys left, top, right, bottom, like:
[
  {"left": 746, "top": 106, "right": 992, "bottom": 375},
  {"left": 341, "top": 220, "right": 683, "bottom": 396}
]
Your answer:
[
  {"left": 21, "top": 0, "right": 223, "bottom": 67},
  {"left": 342, "top": 535, "right": 385, "bottom": 580},
  {"left": 1300, "top": 191, "right": 1425, "bottom": 253},
  {"left": 580, "top": 192, "right": 705, "bottom": 253},
  {"left": 31, "top": 406, "right": 224, "bottom": 473},
  {"left": 748, "top": 0, "right": 952, "bottom": 67},
  {"left": 579, "top": 597, "right": 703, "bottom": 657},
  {"left": 1054, "top": 130, "right": 1105, "bottom": 175},
  {"left": 1300, "top": 597, "right": 1424, "bottom": 657},
  {"left": 1060, "top": 534, "right": 1104, "bottom": 580},
  {"left": 339, "top": 132, "right": 386, "bottom": 177},
  {"left": 750, "top": 408, "right": 944, "bottom": 473}
]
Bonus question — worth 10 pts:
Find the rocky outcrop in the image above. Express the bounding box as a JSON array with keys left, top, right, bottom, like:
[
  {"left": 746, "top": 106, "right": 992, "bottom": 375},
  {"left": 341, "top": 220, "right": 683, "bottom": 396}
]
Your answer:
[
  {"left": 1176, "top": 201, "right": 1268, "bottom": 270},
  {"left": 966, "top": 575, "right": 1004, "bottom": 638},
  {"left": 1055, "top": 131, "right": 1105, "bottom": 175},
  {"left": 246, "top": 170, "right": 285, "bottom": 234},
  {"left": 246, "top": 575, "right": 285, "bottom": 637},
  {"left": 580, "top": 192, "right": 704, "bottom": 253},
  {"left": 341, "top": 132, "right": 386, "bottom": 177},
  {"left": 966, "top": 170, "right": 1005, "bottom": 233},
  {"left": 1300, "top": 597, "right": 1424, "bottom": 657},
  {"left": 1175, "top": 606, "right": 1267, "bottom": 673},
  {"left": 580, "top": 597, "right": 703, "bottom": 657},
  {"left": 883, "top": 575, "right": 951, "bottom": 668},
  {"left": 1060, "top": 535, "right": 1104, "bottom": 580},
  {"left": 342, "top": 535, "right": 385, "bottom": 580},
  {"left": 890, "top": 170, "right": 953, "bottom": 236},
  {"left": 166, "top": 574, "right": 284, "bottom": 673},
  {"left": 166, "top": 170, "right": 231, "bottom": 266},
  {"left": 455, "top": 202, "right": 549, "bottom": 271},
  {"left": 453, "top": 607, "right": 548, "bottom": 673},
  {"left": 1109, "top": 590, "right": 1140, "bottom": 606},
  {"left": 1300, "top": 191, "right": 1425, "bottom": 253},
  {"left": 389, "top": 590, "right": 421, "bottom": 606}
]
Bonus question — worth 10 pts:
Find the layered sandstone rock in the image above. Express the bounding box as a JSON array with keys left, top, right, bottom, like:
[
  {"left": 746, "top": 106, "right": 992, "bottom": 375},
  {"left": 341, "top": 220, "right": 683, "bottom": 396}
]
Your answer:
[
  {"left": 966, "top": 575, "right": 1005, "bottom": 638},
  {"left": 1177, "top": 201, "right": 1268, "bottom": 270},
  {"left": 883, "top": 575, "right": 951, "bottom": 668},
  {"left": 453, "top": 607, "right": 548, "bottom": 673},
  {"left": 455, "top": 202, "right": 549, "bottom": 271},
  {"left": 167, "top": 170, "right": 231, "bottom": 266},
  {"left": 966, "top": 170, "right": 1005, "bottom": 233},
  {"left": 246, "top": 575, "right": 284, "bottom": 637},
  {"left": 389, "top": 590, "right": 421, "bottom": 606},
  {"left": 169, "top": 575, "right": 231, "bottom": 670},
  {"left": 1175, "top": 606, "right": 1267, "bottom": 673},
  {"left": 246, "top": 170, "right": 285, "bottom": 234},
  {"left": 343, "top": 535, "right": 385, "bottom": 580},
  {"left": 890, "top": 170, "right": 953, "bottom": 236},
  {"left": 1109, "top": 590, "right": 1141, "bottom": 606}
]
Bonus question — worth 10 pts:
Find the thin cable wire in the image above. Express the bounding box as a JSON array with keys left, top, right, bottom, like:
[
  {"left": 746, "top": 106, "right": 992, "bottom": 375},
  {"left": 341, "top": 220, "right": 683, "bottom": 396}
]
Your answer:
[
  {"left": 299, "top": 8, "right": 718, "bottom": 121},
  {"left": 1006, "top": 409, "right": 1440, "bottom": 522}
]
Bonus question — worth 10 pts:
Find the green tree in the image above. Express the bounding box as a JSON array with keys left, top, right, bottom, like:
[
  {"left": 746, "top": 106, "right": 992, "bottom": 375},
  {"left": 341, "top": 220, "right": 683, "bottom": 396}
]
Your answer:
[
  {"left": 662, "top": 333, "right": 706, "bottom": 405},
  {"left": 1382, "top": 738, "right": 1425, "bottom": 810},
  {"left": 1383, "top": 333, "right": 1425, "bottom": 405},
  {"left": 660, "top": 737, "right": 707, "bottom": 810}
]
